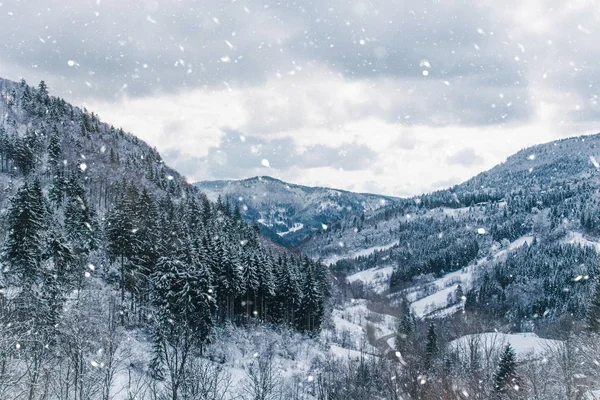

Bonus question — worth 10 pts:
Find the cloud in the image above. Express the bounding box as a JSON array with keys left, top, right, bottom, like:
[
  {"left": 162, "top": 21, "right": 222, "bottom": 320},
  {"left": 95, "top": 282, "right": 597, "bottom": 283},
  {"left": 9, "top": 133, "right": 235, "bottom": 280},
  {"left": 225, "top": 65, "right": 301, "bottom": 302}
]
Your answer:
[
  {"left": 4, "top": 0, "right": 600, "bottom": 196},
  {"left": 165, "top": 129, "right": 378, "bottom": 181},
  {"left": 446, "top": 148, "right": 485, "bottom": 167}
]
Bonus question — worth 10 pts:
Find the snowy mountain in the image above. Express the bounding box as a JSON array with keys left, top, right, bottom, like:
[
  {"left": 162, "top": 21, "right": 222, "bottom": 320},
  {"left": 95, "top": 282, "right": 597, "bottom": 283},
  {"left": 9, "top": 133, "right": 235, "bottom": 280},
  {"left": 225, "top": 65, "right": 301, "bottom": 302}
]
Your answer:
[
  {"left": 301, "top": 132, "right": 600, "bottom": 264},
  {"left": 195, "top": 175, "right": 398, "bottom": 246}
]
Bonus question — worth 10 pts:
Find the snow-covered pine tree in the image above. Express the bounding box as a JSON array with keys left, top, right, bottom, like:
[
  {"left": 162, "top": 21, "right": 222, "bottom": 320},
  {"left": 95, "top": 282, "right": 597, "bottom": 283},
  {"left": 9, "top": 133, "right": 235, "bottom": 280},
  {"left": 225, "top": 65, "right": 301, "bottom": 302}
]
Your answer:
[
  {"left": 424, "top": 323, "right": 438, "bottom": 371},
  {"left": 257, "top": 253, "right": 276, "bottom": 320},
  {"left": 298, "top": 260, "right": 324, "bottom": 332},
  {"left": 493, "top": 344, "right": 521, "bottom": 398},
  {"left": 242, "top": 253, "right": 259, "bottom": 322},
  {"left": 4, "top": 179, "right": 47, "bottom": 286},
  {"left": 587, "top": 279, "right": 600, "bottom": 332},
  {"left": 106, "top": 189, "right": 140, "bottom": 324}
]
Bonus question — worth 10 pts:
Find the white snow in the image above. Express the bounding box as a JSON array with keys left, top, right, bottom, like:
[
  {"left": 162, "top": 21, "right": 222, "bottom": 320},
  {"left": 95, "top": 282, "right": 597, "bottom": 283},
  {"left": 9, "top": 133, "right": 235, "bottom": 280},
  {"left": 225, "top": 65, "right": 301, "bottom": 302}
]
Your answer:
[
  {"left": 563, "top": 231, "right": 600, "bottom": 252},
  {"left": 347, "top": 266, "right": 394, "bottom": 294},
  {"left": 449, "top": 332, "right": 561, "bottom": 361},
  {"left": 410, "top": 284, "right": 460, "bottom": 318},
  {"left": 277, "top": 222, "right": 304, "bottom": 237},
  {"left": 406, "top": 235, "right": 533, "bottom": 318},
  {"left": 330, "top": 344, "right": 365, "bottom": 360},
  {"left": 322, "top": 240, "right": 399, "bottom": 266}
]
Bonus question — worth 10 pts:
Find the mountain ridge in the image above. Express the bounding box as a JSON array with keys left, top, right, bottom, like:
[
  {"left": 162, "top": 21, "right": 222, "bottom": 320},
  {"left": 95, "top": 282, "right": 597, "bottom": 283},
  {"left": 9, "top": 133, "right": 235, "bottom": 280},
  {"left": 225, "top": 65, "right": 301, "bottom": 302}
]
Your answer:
[{"left": 195, "top": 174, "right": 398, "bottom": 246}]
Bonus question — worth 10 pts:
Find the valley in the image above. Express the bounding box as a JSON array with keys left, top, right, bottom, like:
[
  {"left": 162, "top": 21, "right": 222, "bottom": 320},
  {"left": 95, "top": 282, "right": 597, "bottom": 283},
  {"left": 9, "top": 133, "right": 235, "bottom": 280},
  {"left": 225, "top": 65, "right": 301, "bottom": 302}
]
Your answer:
[{"left": 2, "top": 76, "right": 600, "bottom": 399}]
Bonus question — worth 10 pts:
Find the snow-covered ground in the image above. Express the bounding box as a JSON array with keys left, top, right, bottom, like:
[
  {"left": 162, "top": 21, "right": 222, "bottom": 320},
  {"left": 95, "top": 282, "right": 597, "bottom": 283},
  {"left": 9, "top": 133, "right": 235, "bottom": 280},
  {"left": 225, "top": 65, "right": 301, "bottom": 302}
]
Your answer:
[
  {"left": 563, "top": 231, "right": 600, "bottom": 251},
  {"left": 346, "top": 266, "right": 395, "bottom": 293},
  {"left": 410, "top": 284, "right": 462, "bottom": 318},
  {"left": 277, "top": 222, "right": 304, "bottom": 236},
  {"left": 405, "top": 235, "right": 534, "bottom": 319},
  {"left": 449, "top": 332, "right": 561, "bottom": 361},
  {"left": 322, "top": 241, "right": 399, "bottom": 265}
]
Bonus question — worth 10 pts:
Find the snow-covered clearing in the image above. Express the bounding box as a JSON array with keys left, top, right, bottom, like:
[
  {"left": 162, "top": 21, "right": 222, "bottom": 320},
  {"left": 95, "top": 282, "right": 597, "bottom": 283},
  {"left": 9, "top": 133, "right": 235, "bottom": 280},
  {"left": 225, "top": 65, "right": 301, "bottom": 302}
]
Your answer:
[
  {"left": 410, "top": 284, "right": 462, "bottom": 318},
  {"left": 449, "top": 332, "right": 561, "bottom": 361},
  {"left": 346, "top": 266, "right": 394, "bottom": 293},
  {"left": 563, "top": 231, "right": 600, "bottom": 252},
  {"left": 322, "top": 240, "right": 399, "bottom": 265},
  {"left": 405, "top": 235, "right": 533, "bottom": 319},
  {"left": 277, "top": 222, "right": 304, "bottom": 236}
]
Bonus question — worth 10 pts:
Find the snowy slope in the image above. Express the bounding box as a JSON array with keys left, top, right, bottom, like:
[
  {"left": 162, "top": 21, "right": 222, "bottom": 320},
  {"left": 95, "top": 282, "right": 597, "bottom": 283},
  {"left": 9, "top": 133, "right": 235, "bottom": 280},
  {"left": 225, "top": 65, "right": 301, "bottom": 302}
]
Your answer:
[{"left": 406, "top": 235, "right": 534, "bottom": 318}]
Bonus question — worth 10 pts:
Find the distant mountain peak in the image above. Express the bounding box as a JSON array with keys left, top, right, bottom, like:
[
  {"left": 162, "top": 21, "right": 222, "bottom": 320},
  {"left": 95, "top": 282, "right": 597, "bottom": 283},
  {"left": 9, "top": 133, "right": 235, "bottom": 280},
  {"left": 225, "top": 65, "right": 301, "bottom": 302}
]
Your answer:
[{"left": 195, "top": 176, "right": 398, "bottom": 246}]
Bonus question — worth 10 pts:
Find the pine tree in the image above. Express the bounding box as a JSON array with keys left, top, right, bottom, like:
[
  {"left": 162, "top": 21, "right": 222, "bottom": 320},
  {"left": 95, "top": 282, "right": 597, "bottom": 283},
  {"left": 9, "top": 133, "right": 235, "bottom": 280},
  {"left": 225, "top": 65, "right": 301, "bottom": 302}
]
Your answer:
[
  {"left": 218, "top": 244, "right": 245, "bottom": 321},
  {"left": 47, "top": 125, "right": 62, "bottom": 171},
  {"left": 298, "top": 262, "right": 324, "bottom": 332},
  {"left": 3, "top": 180, "right": 47, "bottom": 285},
  {"left": 242, "top": 254, "right": 260, "bottom": 321},
  {"left": 493, "top": 344, "right": 521, "bottom": 397},
  {"left": 276, "top": 255, "right": 302, "bottom": 325},
  {"left": 150, "top": 249, "right": 215, "bottom": 398},
  {"left": 424, "top": 323, "right": 438, "bottom": 371},
  {"left": 587, "top": 279, "right": 600, "bottom": 332},
  {"left": 395, "top": 301, "right": 414, "bottom": 354},
  {"left": 0, "top": 126, "right": 10, "bottom": 172},
  {"left": 14, "top": 135, "right": 35, "bottom": 175},
  {"left": 106, "top": 191, "right": 140, "bottom": 324},
  {"left": 257, "top": 253, "right": 276, "bottom": 320},
  {"left": 64, "top": 177, "right": 99, "bottom": 257}
]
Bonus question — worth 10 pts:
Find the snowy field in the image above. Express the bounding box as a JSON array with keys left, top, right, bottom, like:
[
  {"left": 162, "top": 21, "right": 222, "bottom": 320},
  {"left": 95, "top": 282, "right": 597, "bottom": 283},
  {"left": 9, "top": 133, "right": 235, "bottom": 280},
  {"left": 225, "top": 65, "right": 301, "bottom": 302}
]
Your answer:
[
  {"left": 322, "top": 240, "right": 399, "bottom": 265},
  {"left": 346, "top": 266, "right": 395, "bottom": 293},
  {"left": 449, "top": 332, "right": 561, "bottom": 361}
]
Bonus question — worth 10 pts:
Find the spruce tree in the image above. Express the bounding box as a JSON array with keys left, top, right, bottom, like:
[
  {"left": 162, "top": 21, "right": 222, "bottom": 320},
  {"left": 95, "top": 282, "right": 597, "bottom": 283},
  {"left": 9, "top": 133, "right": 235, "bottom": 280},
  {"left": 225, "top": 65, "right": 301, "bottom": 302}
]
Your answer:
[
  {"left": 298, "top": 262, "right": 324, "bottom": 332},
  {"left": 587, "top": 279, "right": 600, "bottom": 332},
  {"left": 47, "top": 125, "right": 62, "bottom": 171},
  {"left": 106, "top": 191, "right": 140, "bottom": 324},
  {"left": 424, "top": 323, "right": 438, "bottom": 371},
  {"left": 493, "top": 344, "right": 521, "bottom": 397},
  {"left": 395, "top": 301, "right": 414, "bottom": 354},
  {"left": 242, "top": 254, "right": 259, "bottom": 321},
  {"left": 4, "top": 180, "right": 47, "bottom": 285}
]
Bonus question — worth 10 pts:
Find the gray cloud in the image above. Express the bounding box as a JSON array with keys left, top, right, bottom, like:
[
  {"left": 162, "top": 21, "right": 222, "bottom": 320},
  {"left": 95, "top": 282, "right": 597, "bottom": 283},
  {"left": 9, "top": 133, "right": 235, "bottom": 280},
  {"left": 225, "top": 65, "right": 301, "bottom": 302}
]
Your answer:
[
  {"left": 0, "top": 0, "right": 552, "bottom": 127},
  {"left": 163, "top": 128, "right": 378, "bottom": 181},
  {"left": 446, "top": 148, "right": 484, "bottom": 167},
  {"left": 3, "top": 0, "right": 600, "bottom": 195}
]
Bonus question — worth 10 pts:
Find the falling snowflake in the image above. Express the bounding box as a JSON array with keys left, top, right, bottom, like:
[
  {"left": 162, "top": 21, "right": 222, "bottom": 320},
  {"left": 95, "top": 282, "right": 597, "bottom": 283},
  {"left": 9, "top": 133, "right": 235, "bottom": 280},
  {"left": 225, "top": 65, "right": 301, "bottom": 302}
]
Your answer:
[
  {"left": 261, "top": 159, "right": 270, "bottom": 168},
  {"left": 79, "top": 163, "right": 87, "bottom": 172},
  {"left": 477, "top": 228, "right": 486, "bottom": 235}
]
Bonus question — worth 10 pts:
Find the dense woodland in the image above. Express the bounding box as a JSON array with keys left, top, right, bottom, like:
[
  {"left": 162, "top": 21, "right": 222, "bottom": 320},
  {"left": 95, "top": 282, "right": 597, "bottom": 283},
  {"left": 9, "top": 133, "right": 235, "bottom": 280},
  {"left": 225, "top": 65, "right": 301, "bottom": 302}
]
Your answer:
[{"left": 0, "top": 78, "right": 329, "bottom": 399}]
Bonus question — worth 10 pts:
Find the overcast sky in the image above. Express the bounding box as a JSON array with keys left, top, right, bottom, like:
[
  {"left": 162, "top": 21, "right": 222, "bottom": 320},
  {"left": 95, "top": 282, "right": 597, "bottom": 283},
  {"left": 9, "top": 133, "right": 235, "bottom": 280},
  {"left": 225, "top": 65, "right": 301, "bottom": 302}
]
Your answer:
[{"left": 1, "top": 0, "right": 600, "bottom": 196}]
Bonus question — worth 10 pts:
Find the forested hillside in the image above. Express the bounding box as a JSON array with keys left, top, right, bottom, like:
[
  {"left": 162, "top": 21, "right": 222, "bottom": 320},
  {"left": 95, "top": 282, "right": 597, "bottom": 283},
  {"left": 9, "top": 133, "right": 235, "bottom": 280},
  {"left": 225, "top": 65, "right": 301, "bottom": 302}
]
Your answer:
[
  {"left": 297, "top": 132, "right": 600, "bottom": 326},
  {"left": 0, "top": 77, "right": 329, "bottom": 399},
  {"left": 195, "top": 176, "right": 397, "bottom": 246}
]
